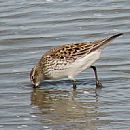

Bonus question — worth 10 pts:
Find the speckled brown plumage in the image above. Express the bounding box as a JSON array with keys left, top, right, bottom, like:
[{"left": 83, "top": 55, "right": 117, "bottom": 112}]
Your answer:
[{"left": 30, "top": 33, "right": 123, "bottom": 88}]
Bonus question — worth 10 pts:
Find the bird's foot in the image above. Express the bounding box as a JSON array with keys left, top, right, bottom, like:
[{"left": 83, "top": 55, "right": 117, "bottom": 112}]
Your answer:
[
  {"left": 71, "top": 79, "right": 77, "bottom": 90},
  {"left": 96, "top": 80, "right": 103, "bottom": 89}
]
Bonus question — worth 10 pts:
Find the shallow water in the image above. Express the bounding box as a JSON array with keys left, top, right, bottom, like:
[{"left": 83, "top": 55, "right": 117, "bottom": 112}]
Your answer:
[{"left": 0, "top": 0, "right": 130, "bottom": 130}]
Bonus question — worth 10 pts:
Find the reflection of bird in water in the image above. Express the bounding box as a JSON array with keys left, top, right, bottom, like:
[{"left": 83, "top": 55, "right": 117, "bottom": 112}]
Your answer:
[
  {"left": 30, "top": 33, "right": 123, "bottom": 89},
  {"left": 31, "top": 88, "right": 102, "bottom": 129}
]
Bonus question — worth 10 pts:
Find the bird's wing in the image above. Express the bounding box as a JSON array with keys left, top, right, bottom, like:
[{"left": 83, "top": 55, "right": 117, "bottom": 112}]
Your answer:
[
  {"left": 44, "top": 42, "right": 93, "bottom": 61},
  {"left": 43, "top": 33, "right": 123, "bottom": 62}
]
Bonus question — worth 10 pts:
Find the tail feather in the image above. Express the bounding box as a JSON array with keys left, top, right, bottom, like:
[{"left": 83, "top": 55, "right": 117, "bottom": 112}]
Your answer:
[
  {"left": 102, "top": 33, "right": 123, "bottom": 45},
  {"left": 95, "top": 33, "right": 123, "bottom": 49}
]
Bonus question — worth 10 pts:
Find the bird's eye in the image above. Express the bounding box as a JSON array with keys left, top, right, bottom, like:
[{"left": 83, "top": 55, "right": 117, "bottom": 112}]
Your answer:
[
  {"left": 30, "top": 68, "right": 34, "bottom": 80},
  {"left": 31, "top": 75, "right": 34, "bottom": 80},
  {"left": 31, "top": 76, "right": 36, "bottom": 83}
]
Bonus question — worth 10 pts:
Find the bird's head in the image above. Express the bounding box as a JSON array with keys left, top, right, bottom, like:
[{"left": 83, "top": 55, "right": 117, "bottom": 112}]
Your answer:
[{"left": 30, "top": 65, "right": 43, "bottom": 87}]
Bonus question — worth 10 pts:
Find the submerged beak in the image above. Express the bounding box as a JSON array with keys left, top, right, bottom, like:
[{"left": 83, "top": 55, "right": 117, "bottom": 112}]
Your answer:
[
  {"left": 33, "top": 84, "right": 39, "bottom": 88},
  {"left": 33, "top": 82, "right": 40, "bottom": 88}
]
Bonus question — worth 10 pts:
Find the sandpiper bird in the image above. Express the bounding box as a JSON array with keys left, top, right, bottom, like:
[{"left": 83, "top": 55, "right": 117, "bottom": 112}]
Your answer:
[{"left": 30, "top": 33, "right": 123, "bottom": 89}]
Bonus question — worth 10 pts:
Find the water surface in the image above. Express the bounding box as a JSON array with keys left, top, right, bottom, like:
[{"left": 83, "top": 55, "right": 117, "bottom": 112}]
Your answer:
[{"left": 0, "top": 0, "right": 130, "bottom": 130}]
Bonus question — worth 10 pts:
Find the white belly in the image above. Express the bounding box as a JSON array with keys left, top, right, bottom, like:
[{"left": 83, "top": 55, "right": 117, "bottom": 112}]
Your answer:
[
  {"left": 49, "top": 69, "right": 68, "bottom": 79},
  {"left": 67, "top": 50, "right": 101, "bottom": 79},
  {"left": 48, "top": 50, "right": 101, "bottom": 80}
]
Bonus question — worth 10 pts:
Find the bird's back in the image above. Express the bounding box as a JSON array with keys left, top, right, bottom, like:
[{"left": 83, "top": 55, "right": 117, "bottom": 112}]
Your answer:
[
  {"left": 38, "top": 33, "right": 123, "bottom": 79},
  {"left": 42, "top": 33, "right": 123, "bottom": 62}
]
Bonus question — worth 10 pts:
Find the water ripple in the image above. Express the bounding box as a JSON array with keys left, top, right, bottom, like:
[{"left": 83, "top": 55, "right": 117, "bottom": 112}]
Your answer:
[{"left": 0, "top": 0, "right": 130, "bottom": 130}]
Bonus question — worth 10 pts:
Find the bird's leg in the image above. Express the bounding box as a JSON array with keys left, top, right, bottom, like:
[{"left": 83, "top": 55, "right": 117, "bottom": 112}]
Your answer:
[
  {"left": 68, "top": 75, "right": 77, "bottom": 90},
  {"left": 90, "top": 66, "right": 103, "bottom": 88},
  {"left": 72, "top": 80, "right": 77, "bottom": 90}
]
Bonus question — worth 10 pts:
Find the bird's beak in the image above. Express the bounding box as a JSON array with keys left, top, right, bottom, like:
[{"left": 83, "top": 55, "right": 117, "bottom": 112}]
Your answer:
[{"left": 33, "top": 83, "right": 40, "bottom": 88}]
